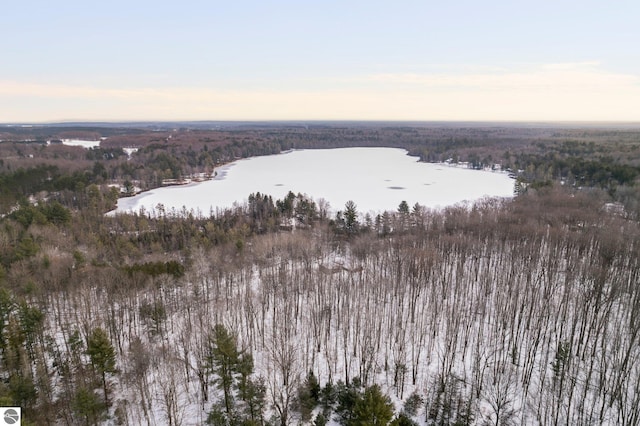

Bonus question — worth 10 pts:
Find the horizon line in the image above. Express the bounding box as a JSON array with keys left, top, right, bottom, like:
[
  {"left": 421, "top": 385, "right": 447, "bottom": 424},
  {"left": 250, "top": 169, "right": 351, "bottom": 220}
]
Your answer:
[{"left": 4, "top": 119, "right": 640, "bottom": 127}]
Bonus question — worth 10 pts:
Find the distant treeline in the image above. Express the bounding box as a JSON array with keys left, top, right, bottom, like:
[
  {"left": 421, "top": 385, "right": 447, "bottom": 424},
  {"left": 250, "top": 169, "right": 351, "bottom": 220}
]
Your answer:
[{"left": 1, "top": 125, "right": 640, "bottom": 217}]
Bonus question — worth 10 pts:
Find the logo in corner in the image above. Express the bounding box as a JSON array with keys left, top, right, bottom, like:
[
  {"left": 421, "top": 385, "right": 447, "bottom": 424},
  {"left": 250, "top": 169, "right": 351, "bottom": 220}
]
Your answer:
[{"left": 1, "top": 407, "right": 21, "bottom": 425}]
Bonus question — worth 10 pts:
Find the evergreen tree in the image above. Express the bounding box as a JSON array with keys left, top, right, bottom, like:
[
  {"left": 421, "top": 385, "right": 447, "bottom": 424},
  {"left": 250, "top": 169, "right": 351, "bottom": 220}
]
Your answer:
[
  {"left": 297, "top": 370, "right": 321, "bottom": 421},
  {"left": 8, "top": 373, "right": 37, "bottom": 411},
  {"left": 0, "top": 288, "right": 13, "bottom": 354},
  {"left": 314, "top": 412, "right": 328, "bottom": 426},
  {"left": 86, "top": 327, "right": 117, "bottom": 406},
  {"left": 390, "top": 412, "right": 418, "bottom": 426},
  {"left": 349, "top": 384, "right": 394, "bottom": 426},
  {"left": 320, "top": 380, "right": 337, "bottom": 412},
  {"left": 236, "top": 351, "right": 254, "bottom": 402},
  {"left": 335, "top": 379, "right": 361, "bottom": 424},
  {"left": 398, "top": 200, "right": 409, "bottom": 214},
  {"left": 123, "top": 180, "right": 135, "bottom": 196},
  {"left": 276, "top": 191, "right": 296, "bottom": 217},
  {"left": 403, "top": 391, "right": 424, "bottom": 417},
  {"left": 397, "top": 200, "right": 410, "bottom": 231},
  {"left": 206, "top": 405, "right": 229, "bottom": 426},
  {"left": 294, "top": 193, "right": 318, "bottom": 225},
  {"left": 17, "top": 301, "right": 44, "bottom": 354},
  {"left": 344, "top": 200, "right": 359, "bottom": 234},
  {"left": 237, "top": 353, "right": 266, "bottom": 424},
  {"left": 72, "top": 387, "right": 107, "bottom": 426},
  {"left": 410, "top": 203, "right": 424, "bottom": 228},
  {"left": 207, "top": 324, "right": 240, "bottom": 416},
  {"left": 41, "top": 201, "right": 71, "bottom": 225},
  {"left": 2, "top": 301, "right": 42, "bottom": 413},
  {"left": 240, "top": 377, "right": 266, "bottom": 425},
  {"left": 205, "top": 324, "right": 266, "bottom": 424}
]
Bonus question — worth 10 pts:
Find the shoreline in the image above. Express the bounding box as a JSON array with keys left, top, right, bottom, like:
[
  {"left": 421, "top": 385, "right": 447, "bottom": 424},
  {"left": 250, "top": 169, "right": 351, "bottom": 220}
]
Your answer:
[
  {"left": 107, "top": 161, "right": 239, "bottom": 216},
  {"left": 106, "top": 148, "right": 515, "bottom": 217}
]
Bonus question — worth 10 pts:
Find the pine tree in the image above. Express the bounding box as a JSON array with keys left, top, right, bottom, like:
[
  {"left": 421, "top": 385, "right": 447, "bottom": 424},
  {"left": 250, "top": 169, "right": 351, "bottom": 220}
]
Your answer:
[
  {"left": 2, "top": 302, "right": 41, "bottom": 412},
  {"left": 237, "top": 353, "right": 266, "bottom": 424},
  {"left": 335, "top": 380, "right": 361, "bottom": 424},
  {"left": 397, "top": 200, "right": 410, "bottom": 231},
  {"left": 314, "top": 412, "right": 328, "bottom": 426},
  {"left": 390, "top": 412, "right": 418, "bottom": 426},
  {"left": 72, "top": 387, "right": 107, "bottom": 426},
  {"left": 344, "top": 200, "right": 359, "bottom": 234},
  {"left": 350, "top": 384, "right": 394, "bottom": 426},
  {"left": 86, "top": 327, "right": 117, "bottom": 406},
  {"left": 16, "top": 301, "right": 44, "bottom": 358},
  {"left": 298, "top": 370, "right": 321, "bottom": 421},
  {"left": 208, "top": 324, "right": 239, "bottom": 416},
  {"left": 206, "top": 324, "right": 265, "bottom": 424},
  {"left": 398, "top": 200, "right": 409, "bottom": 214},
  {"left": 241, "top": 377, "right": 266, "bottom": 425}
]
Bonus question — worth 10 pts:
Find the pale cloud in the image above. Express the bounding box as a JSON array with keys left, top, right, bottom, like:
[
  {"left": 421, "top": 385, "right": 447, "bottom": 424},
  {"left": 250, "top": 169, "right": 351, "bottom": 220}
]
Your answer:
[
  {"left": 540, "top": 61, "right": 601, "bottom": 71},
  {"left": 367, "top": 62, "right": 637, "bottom": 92},
  {"left": 0, "top": 81, "right": 235, "bottom": 102},
  {"left": 1, "top": 63, "right": 639, "bottom": 122}
]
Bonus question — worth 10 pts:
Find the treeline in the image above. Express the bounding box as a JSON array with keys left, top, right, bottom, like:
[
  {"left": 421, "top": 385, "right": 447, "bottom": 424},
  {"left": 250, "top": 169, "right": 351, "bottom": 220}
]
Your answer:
[
  {"left": 3, "top": 125, "right": 640, "bottom": 217},
  {"left": 111, "top": 138, "right": 291, "bottom": 188},
  {"left": 510, "top": 152, "right": 639, "bottom": 189},
  {"left": 4, "top": 124, "right": 638, "bottom": 220},
  {"left": 0, "top": 161, "right": 116, "bottom": 213}
]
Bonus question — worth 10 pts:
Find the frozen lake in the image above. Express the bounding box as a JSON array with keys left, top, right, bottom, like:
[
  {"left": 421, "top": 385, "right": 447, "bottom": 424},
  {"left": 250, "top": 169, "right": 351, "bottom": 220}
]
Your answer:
[
  {"left": 112, "top": 147, "right": 515, "bottom": 216},
  {"left": 61, "top": 139, "right": 102, "bottom": 148}
]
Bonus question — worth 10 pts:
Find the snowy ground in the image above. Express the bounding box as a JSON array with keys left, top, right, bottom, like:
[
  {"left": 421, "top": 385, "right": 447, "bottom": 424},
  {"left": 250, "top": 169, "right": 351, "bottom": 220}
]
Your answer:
[{"left": 41, "top": 218, "right": 637, "bottom": 425}]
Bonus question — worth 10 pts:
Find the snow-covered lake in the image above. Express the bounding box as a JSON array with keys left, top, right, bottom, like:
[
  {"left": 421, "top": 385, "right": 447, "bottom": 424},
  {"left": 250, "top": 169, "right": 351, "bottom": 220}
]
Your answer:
[
  {"left": 61, "top": 138, "right": 102, "bottom": 148},
  {"left": 112, "top": 147, "right": 515, "bottom": 216}
]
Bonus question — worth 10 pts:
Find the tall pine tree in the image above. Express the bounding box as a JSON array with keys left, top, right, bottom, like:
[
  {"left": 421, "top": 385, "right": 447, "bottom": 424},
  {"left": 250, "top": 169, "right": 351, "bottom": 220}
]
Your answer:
[
  {"left": 206, "top": 323, "right": 266, "bottom": 424},
  {"left": 86, "top": 327, "right": 117, "bottom": 406},
  {"left": 207, "top": 324, "right": 239, "bottom": 416}
]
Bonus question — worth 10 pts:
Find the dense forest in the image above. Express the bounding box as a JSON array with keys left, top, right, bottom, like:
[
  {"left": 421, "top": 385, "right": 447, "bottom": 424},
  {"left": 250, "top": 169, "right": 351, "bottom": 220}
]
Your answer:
[{"left": 0, "top": 123, "right": 639, "bottom": 425}]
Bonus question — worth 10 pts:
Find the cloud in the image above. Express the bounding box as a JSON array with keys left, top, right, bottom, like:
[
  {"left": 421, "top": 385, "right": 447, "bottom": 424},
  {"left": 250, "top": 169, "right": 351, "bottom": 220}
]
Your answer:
[
  {"left": 0, "top": 81, "right": 230, "bottom": 102},
  {"left": 367, "top": 62, "right": 638, "bottom": 92},
  {"left": 0, "top": 63, "right": 639, "bottom": 121}
]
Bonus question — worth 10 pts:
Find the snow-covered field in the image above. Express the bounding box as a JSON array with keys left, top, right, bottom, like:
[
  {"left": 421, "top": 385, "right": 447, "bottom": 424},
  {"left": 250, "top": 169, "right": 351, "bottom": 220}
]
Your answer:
[{"left": 112, "top": 148, "right": 514, "bottom": 216}]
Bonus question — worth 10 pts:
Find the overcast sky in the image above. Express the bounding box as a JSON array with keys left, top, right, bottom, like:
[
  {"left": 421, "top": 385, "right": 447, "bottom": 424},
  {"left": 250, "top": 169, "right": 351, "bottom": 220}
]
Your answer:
[{"left": 2, "top": 0, "right": 639, "bottom": 122}]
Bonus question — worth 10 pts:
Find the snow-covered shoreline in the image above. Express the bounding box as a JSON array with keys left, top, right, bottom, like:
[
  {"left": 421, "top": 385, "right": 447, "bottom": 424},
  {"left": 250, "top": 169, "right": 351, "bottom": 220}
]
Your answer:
[{"left": 109, "top": 147, "right": 514, "bottom": 217}]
